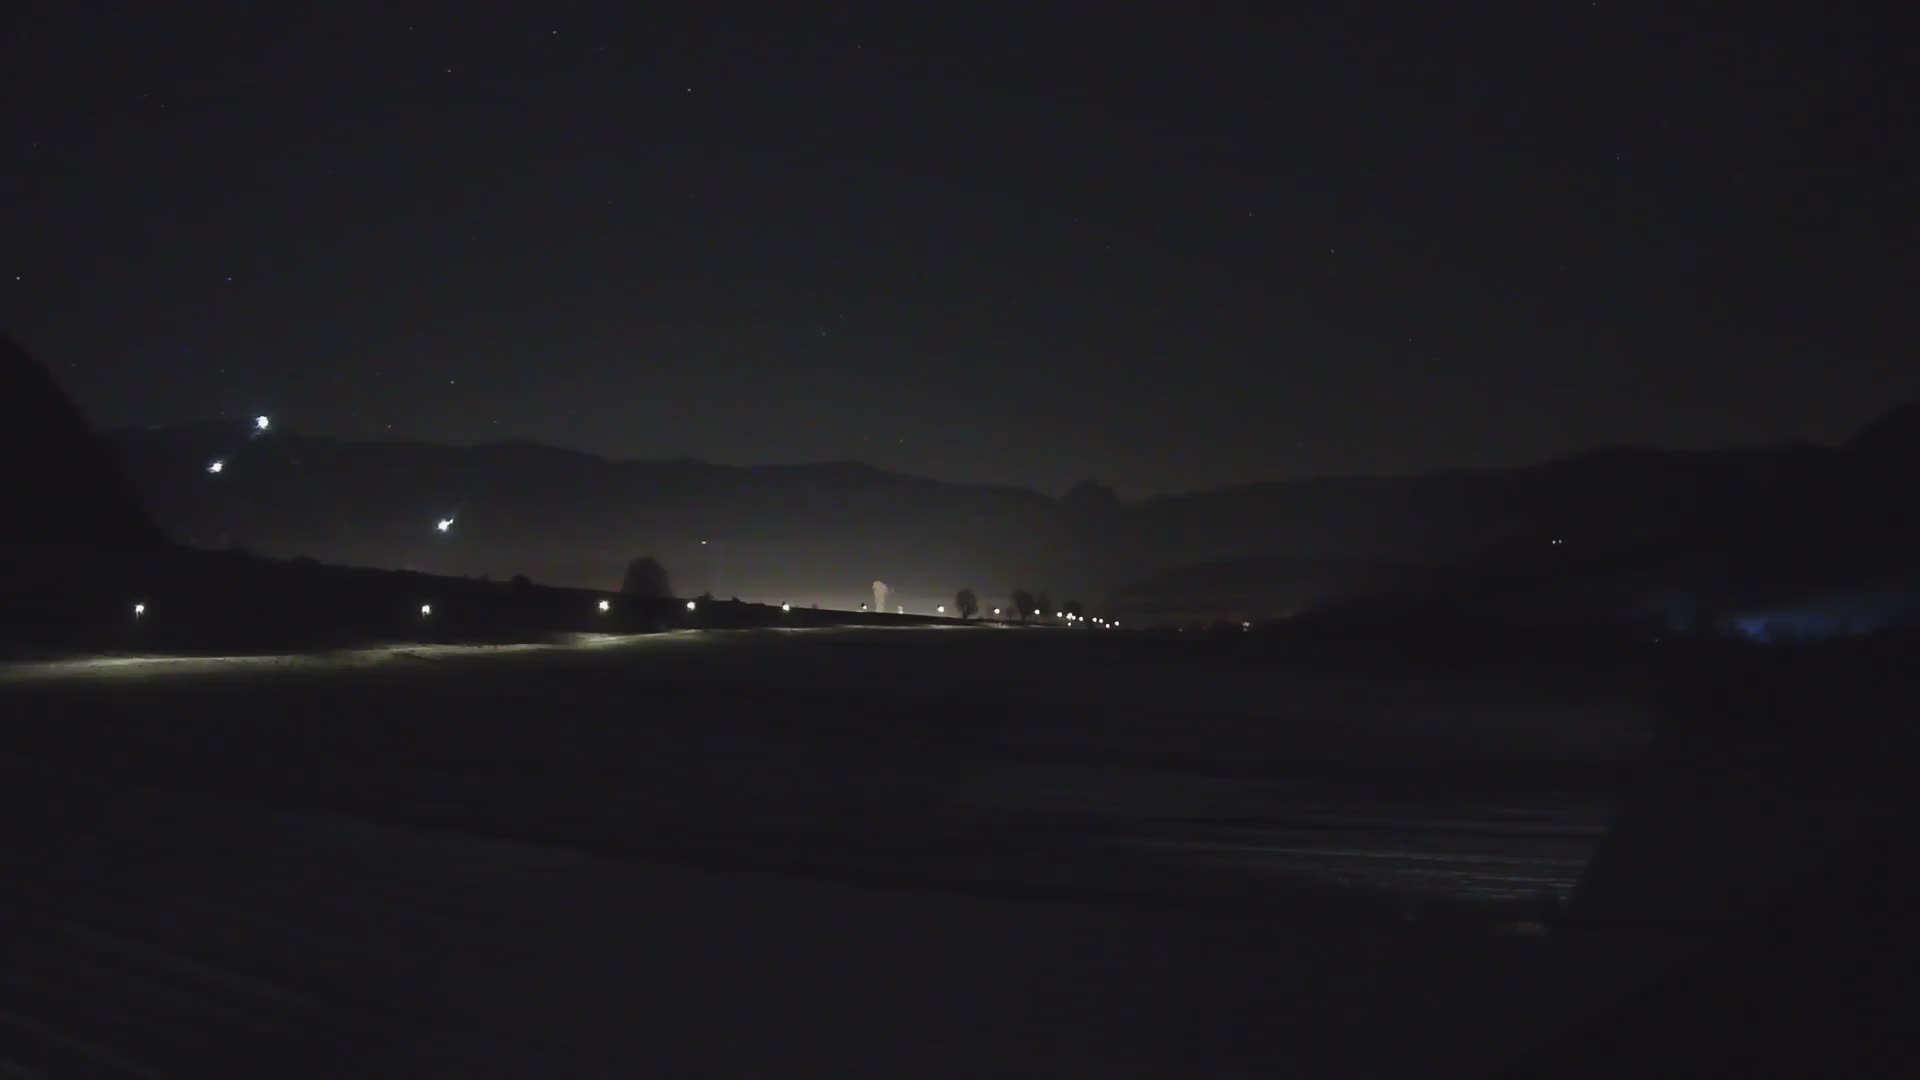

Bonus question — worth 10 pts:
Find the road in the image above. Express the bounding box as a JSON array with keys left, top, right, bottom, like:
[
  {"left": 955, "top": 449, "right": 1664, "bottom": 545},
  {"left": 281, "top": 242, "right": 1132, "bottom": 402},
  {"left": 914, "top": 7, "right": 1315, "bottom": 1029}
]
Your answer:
[{"left": 1, "top": 628, "right": 1680, "bottom": 1075}]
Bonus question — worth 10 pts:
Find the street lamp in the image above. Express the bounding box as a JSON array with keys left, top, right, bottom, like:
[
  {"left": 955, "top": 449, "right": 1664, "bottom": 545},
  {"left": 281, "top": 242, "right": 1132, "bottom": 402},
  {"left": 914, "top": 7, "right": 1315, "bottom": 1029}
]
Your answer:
[
  {"left": 781, "top": 602, "right": 791, "bottom": 612},
  {"left": 206, "top": 459, "right": 225, "bottom": 474},
  {"left": 435, "top": 517, "right": 454, "bottom": 533},
  {"left": 686, "top": 600, "right": 697, "bottom": 611},
  {"left": 936, "top": 605, "right": 945, "bottom": 614},
  {"left": 132, "top": 602, "right": 146, "bottom": 618},
  {"left": 419, "top": 603, "right": 432, "bottom": 617},
  {"left": 597, "top": 599, "right": 611, "bottom": 613},
  {"left": 254, "top": 415, "right": 271, "bottom": 432}
]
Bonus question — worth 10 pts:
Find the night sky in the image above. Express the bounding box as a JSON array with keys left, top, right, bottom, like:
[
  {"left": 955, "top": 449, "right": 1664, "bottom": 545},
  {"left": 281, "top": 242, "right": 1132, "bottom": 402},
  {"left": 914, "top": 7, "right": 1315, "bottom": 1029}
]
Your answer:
[{"left": 4, "top": 3, "right": 1912, "bottom": 496}]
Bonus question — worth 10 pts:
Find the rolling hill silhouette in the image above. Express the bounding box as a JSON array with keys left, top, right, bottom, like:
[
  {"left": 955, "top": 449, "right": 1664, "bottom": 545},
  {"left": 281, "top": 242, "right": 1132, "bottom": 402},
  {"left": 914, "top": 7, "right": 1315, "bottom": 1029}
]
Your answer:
[{"left": 101, "top": 400, "right": 1920, "bottom": 627}]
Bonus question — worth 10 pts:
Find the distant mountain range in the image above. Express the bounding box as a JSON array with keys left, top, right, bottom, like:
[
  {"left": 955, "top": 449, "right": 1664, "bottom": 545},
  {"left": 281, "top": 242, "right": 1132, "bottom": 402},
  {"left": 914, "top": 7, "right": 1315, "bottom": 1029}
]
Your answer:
[{"left": 102, "top": 403, "right": 1920, "bottom": 626}]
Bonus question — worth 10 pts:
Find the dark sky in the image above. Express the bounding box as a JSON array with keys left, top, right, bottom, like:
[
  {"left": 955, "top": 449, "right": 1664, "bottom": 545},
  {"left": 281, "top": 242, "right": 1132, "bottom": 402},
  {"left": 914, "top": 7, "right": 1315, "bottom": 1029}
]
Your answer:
[{"left": 4, "top": 3, "right": 1913, "bottom": 496}]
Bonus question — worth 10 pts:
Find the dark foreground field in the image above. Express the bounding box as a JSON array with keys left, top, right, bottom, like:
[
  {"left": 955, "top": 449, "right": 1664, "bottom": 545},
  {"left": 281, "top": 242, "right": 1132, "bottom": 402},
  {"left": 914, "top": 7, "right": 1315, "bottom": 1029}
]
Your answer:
[{"left": 0, "top": 627, "right": 1784, "bottom": 1075}]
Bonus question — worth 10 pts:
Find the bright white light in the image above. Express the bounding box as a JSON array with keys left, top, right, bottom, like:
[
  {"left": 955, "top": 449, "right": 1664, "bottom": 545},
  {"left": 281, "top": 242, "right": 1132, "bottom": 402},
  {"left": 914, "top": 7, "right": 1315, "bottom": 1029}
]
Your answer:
[
  {"left": 699, "top": 539, "right": 708, "bottom": 545},
  {"left": 686, "top": 600, "right": 698, "bottom": 611},
  {"left": 992, "top": 607, "right": 1001, "bottom": 616},
  {"left": 936, "top": 605, "right": 945, "bottom": 613},
  {"left": 1242, "top": 621, "right": 1252, "bottom": 630},
  {"left": 781, "top": 602, "right": 791, "bottom": 612},
  {"left": 132, "top": 602, "right": 146, "bottom": 618},
  {"left": 254, "top": 415, "right": 271, "bottom": 431},
  {"left": 597, "top": 599, "right": 611, "bottom": 613},
  {"left": 435, "top": 517, "right": 454, "bottom": 533},
  {"left": 420, "top": 603, "right": 432, "bottom": 616},
  {"left": 206, "top": 459, "right": 225, "bottom": 474},
  {"left": 1055, "top": 612, "right": 1063, "bottom": 618}
]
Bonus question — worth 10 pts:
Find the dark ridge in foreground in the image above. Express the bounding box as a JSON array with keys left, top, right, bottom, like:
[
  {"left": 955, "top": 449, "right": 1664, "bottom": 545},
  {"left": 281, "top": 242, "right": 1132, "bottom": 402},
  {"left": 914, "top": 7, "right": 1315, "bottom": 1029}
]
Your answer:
[{"left": 0, "top": 333, "right": 164, "bottom": 562}]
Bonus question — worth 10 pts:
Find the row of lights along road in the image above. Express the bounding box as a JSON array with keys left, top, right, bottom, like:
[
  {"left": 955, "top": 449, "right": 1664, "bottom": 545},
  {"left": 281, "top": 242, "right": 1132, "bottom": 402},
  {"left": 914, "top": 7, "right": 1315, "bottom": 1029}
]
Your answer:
[{"left": 127, "top": 596, "right": 1114, "bottom": 627}]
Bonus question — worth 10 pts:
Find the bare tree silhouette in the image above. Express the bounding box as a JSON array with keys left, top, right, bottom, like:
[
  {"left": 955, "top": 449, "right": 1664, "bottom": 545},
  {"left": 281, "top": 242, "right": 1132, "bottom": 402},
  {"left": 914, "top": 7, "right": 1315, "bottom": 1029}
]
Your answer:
[{"left": 1010, "top": 589, "right": 1036, "bottom": 623}]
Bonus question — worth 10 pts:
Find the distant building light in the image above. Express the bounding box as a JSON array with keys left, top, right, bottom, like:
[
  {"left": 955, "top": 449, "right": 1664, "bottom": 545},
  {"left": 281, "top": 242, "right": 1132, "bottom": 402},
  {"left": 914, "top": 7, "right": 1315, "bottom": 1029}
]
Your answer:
[
  {"left": 206, "top": 459, "right": 225, "bottom": 474},
  {"left": 686, "top": 600, "right": 698, "bottom": 611},
  {"left": 992, "top": 607, "right": 1001, "bottom": 616},
  {"left": 435, "top": 517, "right": 454, "bottom": 533},
  {"left": 420, "top": 603, "right": 432, "bottom": 616},
  {"left": 132, "top": 602, "right": 146, "bottom": 618},
  {"left": 597, "top": 599, "right": 611, "bottom": 613},
  {"left": 1055, "top": 611, "right": 1063, "bottom": 618},
  {"left": 936, "top": 605, "right": 945, "bottom": 614},
  {"left": 781, "top": 602, "right": 791, "bottom": 612},
  {"left": 254, "top": 415, "right": 271, "bottom": 431}
]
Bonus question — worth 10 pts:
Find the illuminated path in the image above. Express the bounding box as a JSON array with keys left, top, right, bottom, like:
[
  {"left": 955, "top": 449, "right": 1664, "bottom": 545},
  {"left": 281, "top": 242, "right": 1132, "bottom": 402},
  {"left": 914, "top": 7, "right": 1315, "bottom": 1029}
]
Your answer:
[{"left": 0, "top": 624, "right": 987, "bottom": 684}]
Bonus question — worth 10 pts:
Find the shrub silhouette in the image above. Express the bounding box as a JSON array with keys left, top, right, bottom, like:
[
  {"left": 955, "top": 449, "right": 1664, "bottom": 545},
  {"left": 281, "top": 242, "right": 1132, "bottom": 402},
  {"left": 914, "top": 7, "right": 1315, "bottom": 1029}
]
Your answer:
[{"left": 621, "top": 556, "right": 671, "bottom": 597}]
